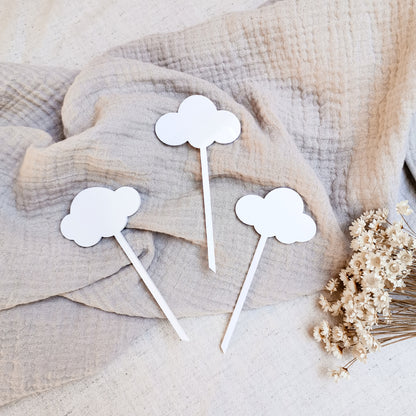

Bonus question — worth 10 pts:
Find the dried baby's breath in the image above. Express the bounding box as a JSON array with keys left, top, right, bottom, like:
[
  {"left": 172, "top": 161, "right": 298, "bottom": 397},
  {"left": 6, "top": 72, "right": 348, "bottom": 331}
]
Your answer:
[
  {"left": 314, "top": 202, "right": 416, "bottom": 379},
  {"left": 328, "top": 367, "right": 350, "bottom": 382},
  {"left": 396, "top": 200, "right": 413, "bottom": 216}
]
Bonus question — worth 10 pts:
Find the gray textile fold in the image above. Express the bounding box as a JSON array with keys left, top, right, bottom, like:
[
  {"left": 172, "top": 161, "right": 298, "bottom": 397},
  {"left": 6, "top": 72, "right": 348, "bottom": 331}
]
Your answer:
[{"left": 1, "top": 0, "right": 416, "bottom": 406}]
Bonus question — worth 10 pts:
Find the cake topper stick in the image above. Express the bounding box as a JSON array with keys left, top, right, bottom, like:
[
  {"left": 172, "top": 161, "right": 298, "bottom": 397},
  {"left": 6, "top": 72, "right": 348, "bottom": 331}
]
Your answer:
[
  {"left": 221, "top": 188, "right": 316, "bottom": 353},
  {"left": 199, "top": 145, "right": 215, "bottom": 271},
  {"left": 114, "top": 231, "right": 189, "bottom": 341},
  {"left": 155, "top": 95, "right": 241, "bottom": 272},
  {"left": 60, "top": 186, "right": 189, "bottom": 341},
  {"left": 220, "top": 234, "right": 267, "bottom": 353}
]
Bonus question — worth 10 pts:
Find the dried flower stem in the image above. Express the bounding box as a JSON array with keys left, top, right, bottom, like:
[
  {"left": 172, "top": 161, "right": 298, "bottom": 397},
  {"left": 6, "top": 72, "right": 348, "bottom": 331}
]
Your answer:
[{"left": 314, "top": 201, "right": 416, "bottom": 380}]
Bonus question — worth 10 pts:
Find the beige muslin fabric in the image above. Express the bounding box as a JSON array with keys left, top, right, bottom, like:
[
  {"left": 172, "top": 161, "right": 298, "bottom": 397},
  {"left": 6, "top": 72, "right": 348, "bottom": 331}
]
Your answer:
[{"left": 1, "top": 0, "right": 416, "bottom": 406}]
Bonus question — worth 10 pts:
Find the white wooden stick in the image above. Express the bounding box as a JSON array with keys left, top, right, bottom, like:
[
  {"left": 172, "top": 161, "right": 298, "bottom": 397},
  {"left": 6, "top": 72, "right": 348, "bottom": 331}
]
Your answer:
[
  {"left": 199, "top": 146, "right": 216, "bottom": 273},
  {"left": 114, "top": 232, "right": 189, "bottom": 341},
  {"left": 221, "top": 234, "right": 268, "bottom": 352}
]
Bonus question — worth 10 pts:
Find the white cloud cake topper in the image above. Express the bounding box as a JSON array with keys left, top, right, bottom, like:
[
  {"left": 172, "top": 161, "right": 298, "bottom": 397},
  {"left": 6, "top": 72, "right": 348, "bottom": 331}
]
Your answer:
[
  {"left": 155, "top": 95, "right": 241, "bottom": 148},
  {"left": 221, "top": 187, "right": 316, "bottom": 352},
  {"left": 60, "top": 186, "right": 189, "bottom": 341},
  {"left": 235, "top": 187, "right": 316, "bottom": 243},
  {"left": 61, "top": 187, "right": 141, "bottom": 247},
  {"left": 155, "top": 95, "right": 241, "bottom": 273}
]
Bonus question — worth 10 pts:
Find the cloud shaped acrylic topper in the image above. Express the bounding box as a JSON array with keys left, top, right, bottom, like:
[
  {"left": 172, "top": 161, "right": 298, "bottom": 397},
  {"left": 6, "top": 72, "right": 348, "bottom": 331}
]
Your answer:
[
  {"left": 155, "top": 95, "right": 241, "bottom": 148},
  {"left": 61, "top": 186, "right": 141, "bottom": 247},
  {"left": 155, "top": 95, "right": 241, "bottom": 273},
  {"left": 60, "top": 186, "right": 189, "bottom": 342},
  {"left": 235, "top": 187, "right": 317, "bottom": 243},
  {"left": 221, "top": 188, "right": 316, "bottom": 353}
]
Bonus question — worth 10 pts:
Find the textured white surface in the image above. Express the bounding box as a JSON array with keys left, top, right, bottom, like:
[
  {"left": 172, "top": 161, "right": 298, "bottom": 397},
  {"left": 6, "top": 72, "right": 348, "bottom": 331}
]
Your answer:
[
  {"left": 1, "top": 0, "right": 416, "bottom": 415},
  {"left": 0, "top": 0, "right": 266, "bottom": 68},
  {"left": 3, "top": 296, "right": 416, "bottom": 415}
]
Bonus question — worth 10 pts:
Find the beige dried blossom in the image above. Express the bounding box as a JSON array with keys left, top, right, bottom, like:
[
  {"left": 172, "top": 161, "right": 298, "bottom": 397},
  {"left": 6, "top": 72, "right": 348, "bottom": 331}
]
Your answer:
[
  {"left": 349, "top": 252, "right": 366, "bottom": 271},
  {"left": 361, "top": 271, "right": 383, "bottom": 292},
  {"left": 358, "top": 230, "right": 376, "bottom": 252},
  {"left": 391, "top": 230, "right": 411, "bottom": 248},
  {"left": 331, "top": 325, "right": 346, "bottom": 342},
  {"left": 318, "top": 294, "right": 331, "bottom": 313},
  {"left": 328, "top": 343, "right": 343, "bottom": 359},
  {"left": 396, "top": 200, "right": 413, "bottom": 216},
  {"left": 365, "top": 252, "right": 385, "bottom": 270},
  {"left": 313, "top": 326, "right": 323, "bottom": 343},
  {"left": 352, "top": 343, "right": 367, "bottom": 362},
  {"left": 325, "top": 278, "right": 338, "bottom": 293},
  {"left": 350, "top": 238, "right": 362, "bottom": 252},
  {"left": 329, "top": 367, "right": 350, "bottom": 382},
  {"left": 397, "top": 250, "right": 413, "bottom": 266},
  {"left": 387, "top": 261, "right": 400, "bottom": 274},
  {"left": 329, "top": 300, "right": 342, "bottom": 317},
  {"left": 314, "top": 201, "right": 416, "bottom": 379},
  {"left": 349, "top": 218, "right": 366, "bottom": 238}
]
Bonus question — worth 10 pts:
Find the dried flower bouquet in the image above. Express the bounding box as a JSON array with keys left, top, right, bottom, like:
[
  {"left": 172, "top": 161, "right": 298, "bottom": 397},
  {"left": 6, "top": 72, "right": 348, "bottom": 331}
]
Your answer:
[{"left": 314, "top": 201, "right": 416, "bottom": 381}]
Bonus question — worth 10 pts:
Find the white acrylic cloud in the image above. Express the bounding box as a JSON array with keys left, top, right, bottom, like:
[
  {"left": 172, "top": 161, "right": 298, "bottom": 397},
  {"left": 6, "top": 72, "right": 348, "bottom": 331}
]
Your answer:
[
  {"left": 235, "top": 188, "right": 316, "bottom": 244},
  {"left": 154, "top": 95, "right": 241, "bottom": 149},
  {"left": 60, "top": 186, "right": 141, "bottom": 247}
]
